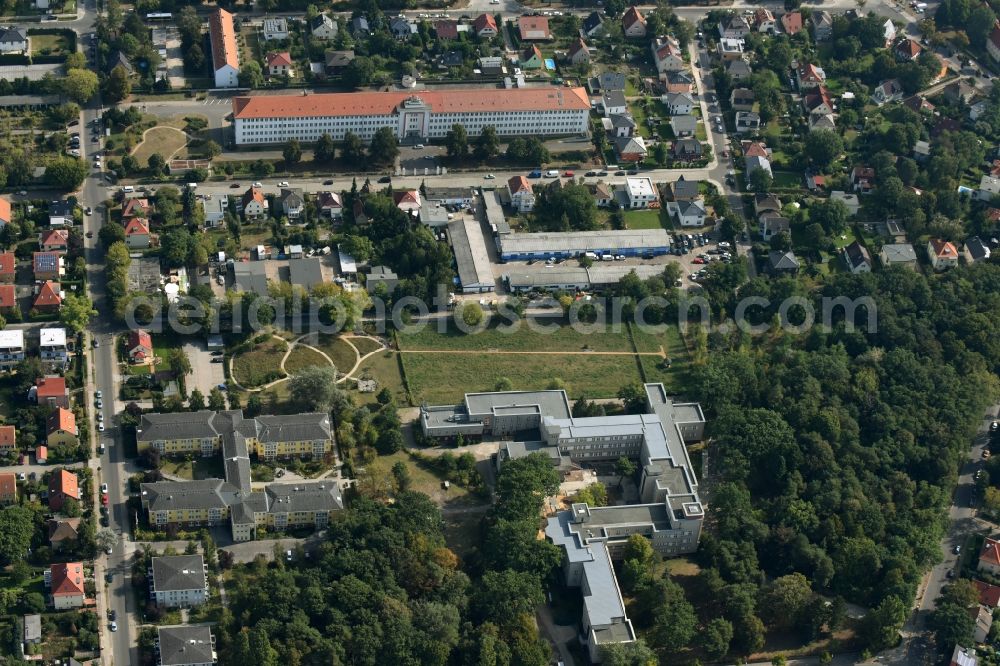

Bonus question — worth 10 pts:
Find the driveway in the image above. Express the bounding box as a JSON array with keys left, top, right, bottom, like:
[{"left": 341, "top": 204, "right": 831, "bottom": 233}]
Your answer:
[{"left": 182, "top": 341, "right": 225, "bottom": 396}]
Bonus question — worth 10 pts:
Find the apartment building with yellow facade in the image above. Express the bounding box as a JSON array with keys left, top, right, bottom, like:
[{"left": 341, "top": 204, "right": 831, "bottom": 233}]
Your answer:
[{"left": 138, "top": 409, "right": 343, "bottom": 542}]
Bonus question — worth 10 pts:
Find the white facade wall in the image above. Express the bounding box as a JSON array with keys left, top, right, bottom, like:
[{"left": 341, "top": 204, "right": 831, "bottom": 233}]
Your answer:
[
  {"left": 215, "top": 64, "right": 239, "bottom": 88},
  {"left": 235, "top": 107, "right": 590, "bottom": 145}
]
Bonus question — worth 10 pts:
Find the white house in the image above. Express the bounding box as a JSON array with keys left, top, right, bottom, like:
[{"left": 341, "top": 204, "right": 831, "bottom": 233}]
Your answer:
[
  {"left": 927, "top": 238, "right": 959, "bottom": 271},
  {"left": 151, "top": 555, "right": 208, "bottom": 608},
  {"left": 651, "top": 36, "right": 685, "bottom": 74},
  {"left": 0, "top": 28, "right": 28, "bottom": 54},
  {"left": 662, "top": 92, "right": 694, "bottom": 115},
  {"left": 624, "top": 177, "right": 658, "bottom": 209},
  {"left": 842, "top": 240, "right": 872, "bottom": 274},
  {"left": 668, "top": 198, "right": 707, "bottom": 227},
  {"left": 262, "top": 18, "right": 289, "bottom": 41},
  {"left": 203, "top": 195, "right": 227, "bottom": 227},
  {"left": 507, "top": 176, "right": 535, "bottom": 213},
  {"left": 309, "top": 14, "right": 339, "bottom": 40},
  {"left": 978, "top": 174, "right": 1000, "bottom": 201},
  {"left": 209, "top": 8, "right": 240, "bottom": 88}
]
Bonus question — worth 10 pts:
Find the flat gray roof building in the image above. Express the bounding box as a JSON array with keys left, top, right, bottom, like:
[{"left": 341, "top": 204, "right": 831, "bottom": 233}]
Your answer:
[
  {"left": 499, "top": 229, "right": 670, "bottom": 261},
  {"left": 504, "top": 264, "right": 665, "bottom": 292},
  {"left": 288, "top": 257, "right": 324, "bottom": 290},
  {"left": 23, "top": 614, "right": 41, "bottom": 643},
  {"left": 157, "top": 625, "right": 215, "bottom": 666},
  {"left": 449, "top": 217, "right": 495, "bottom": 293},
  {"left": 151, "top": 555, "right": 207, "bottom": 593},
  {"left": 232, "top": 261, "right": 268, "bottom": 297},
  {"left": 482, "top": 188, "right": 510, "bottom": 235}
]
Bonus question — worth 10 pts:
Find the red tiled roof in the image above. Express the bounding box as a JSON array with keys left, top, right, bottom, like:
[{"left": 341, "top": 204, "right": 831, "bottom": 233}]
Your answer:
[
  {"left": 36, "top": 445, "right": 46, "bottom": 459},
  {"left": 798, "top": 63, "right": 824, "bottom": 82},
  {"left": 39, "top": 229, "right": 69, "bottom": 249},
  {"left": 0, "top": 196, "right": 10, "bottom": 223},
  {"left": 209, "top": 8, "right": 239, "bottom": 72},
  {"left": 121, "top": 198, "right": 148, "bottom": 218},
  {"left": 568, "top": 37, "right": 589, "bottom": 57},
  {"left": 266, "top": 51, "right": 293, "bottom": 67},
  {"left": 435, "top": 19, "right": 459, "bottom": 39},
  {"left": 50, "top": 562, "right": 84, "bottom": 596},
  {"left": 743, "top": 141, "right": 769, "bottom": 158},
  {"left": 124, "top": 218, "right": 149, "bottom": 236},
  {"left": 0, "top": 425, "right": 16, "bottom": 448},
  {"left": 34, "top": 281, "right": 61, "bottom": 308},
  {"left": 0, "top": 252, "right": 14, "bottom": 276},
  {"left": 781, "top": 11, "right": 802, "bottom": 34},
  {"left": 975, "top": 579, "right": 1000, "bottom": 607},
  {"left": 233, "top": 87, "right": 591, "bottom": 120},
  {"left": 517, "top": 15, "right": 551, "bottom": 38},
  {"left": 128, "top": 329, "right": 152, "bottom": 350},
  {"left": 393, "top": 190, "right": 421, "bottom": 207},
  {"left": 49, "top": 468, "right": 79, "bottom": 499},
  {"left": 0, "top": 285, "right": 16, "bottom": 309},
  {"left": 508, "top": 175, "right": 532, "bottom": 194},
  {"left": 930, "top": 238, "right": 959, "bottom": 259},
  {"left": 48, "top": 408, "right": 76, "bottom": 435},
  {"left": 896, "top": 38, "right": 922, "bottom": 59},
  {"left": 36, "top": 375, "right": 66, "bottom": 399},
  {"left": 622, "top": 6, "right": 645, "bottom": 29},
  {"left": 474, "top": 13, "right": 497, "bottom": 33},
  {"left": 0, "top": 472, "right": 14, "bottom": 497},
  {"left": 242, "top": 186, "right": 266, "bottom": 208}
]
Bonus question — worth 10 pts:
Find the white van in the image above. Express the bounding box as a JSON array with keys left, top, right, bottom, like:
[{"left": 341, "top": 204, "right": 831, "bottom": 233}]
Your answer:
[
  {"left": 121, "top": 186, "right": 134, "bottom": 193},
  {"left": 544, "top": 170, "right": 559, "bottom": 178},
  {"left": 186, "top": 182, "right": 198, "bottom": 189},
  {"left": 584, "top": 251, "right": 598, "bottom": 259},
  {"left": 601, "top": 254, "right": 614, "bottom": 261}
]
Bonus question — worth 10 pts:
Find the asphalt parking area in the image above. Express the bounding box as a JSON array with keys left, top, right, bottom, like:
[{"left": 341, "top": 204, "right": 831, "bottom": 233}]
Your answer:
[{"left": 183, "top": 341, "right": 226, "bottom": 395}]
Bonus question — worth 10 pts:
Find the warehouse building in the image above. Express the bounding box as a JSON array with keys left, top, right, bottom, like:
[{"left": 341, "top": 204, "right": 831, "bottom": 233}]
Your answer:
[
  {"left": 482, "top": 188, "right": 511, "bottom": 235},
  {"left": 449, "top": 217, "right": 495, "bottom": 293},
  {"left": 232, "top": 87, "right": 591, "bottom": 145},
  {"left": 498, "top": 229, "right": 671, "bottom": 262},
  {"left": 503, "top": 264, "right": 664, "bottom": 292}
]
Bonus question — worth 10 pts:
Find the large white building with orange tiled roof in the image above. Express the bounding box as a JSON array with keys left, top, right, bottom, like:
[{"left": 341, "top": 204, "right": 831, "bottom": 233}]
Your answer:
[
  {"left": 209, "top": 8, "right": 240, "bottom": 88},
  {"left": 232, "top": 87, "right": 591, "bottom": 145}
]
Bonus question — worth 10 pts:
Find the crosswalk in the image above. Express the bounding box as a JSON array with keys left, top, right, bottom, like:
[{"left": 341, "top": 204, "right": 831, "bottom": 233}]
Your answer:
[{"left": 202, "top": 98, "right": 230, "bottom": 105}]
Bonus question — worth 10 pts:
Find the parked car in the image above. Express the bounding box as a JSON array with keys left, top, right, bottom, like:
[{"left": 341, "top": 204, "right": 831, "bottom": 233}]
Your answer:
[
  {"left": 230, "top": 182, "right": 241, "bottom": 188},
  {"left": 378, "top": 176, "right": 391, "bottom": 184},
  {"left": 277, "top": 181, "right": 290, "bottom": 187}
]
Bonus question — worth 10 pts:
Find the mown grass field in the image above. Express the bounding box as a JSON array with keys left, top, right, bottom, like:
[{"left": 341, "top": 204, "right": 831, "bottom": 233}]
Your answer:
[
  {"left": 131, "top": 126, "right": 186, "bottom": 164},
  {"left": 396, "top": 320, "right": 642, "bottom": 353},
  {"left": 401, "top": 351, "right": 643, "bottom": 404},
  {"left": 353, "top": 350, "right": 407, "bottom": 404},
  {"left": 630, "top": 324, "right": 692, "bottom": 392},
  {"left": 283, "top": 345, "right": 330, "bottom": 375},
  {"left": 311, "top": 334, "right": 360, "bottom": 373},
  {"left": 350, "top": 336, "right": 383, "bottom": 357}
]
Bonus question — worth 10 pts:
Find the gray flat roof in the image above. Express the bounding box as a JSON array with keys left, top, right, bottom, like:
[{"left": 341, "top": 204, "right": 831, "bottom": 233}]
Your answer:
[
  {"left": 233, "top": 261, "right": 269, "bottom": 297},
  {"left": 151, "top": 554, "right": 206, "bottom": 592},
  {"left": 580, "top": 502, "right": 671, "bottom": 528},
  {"left": 449, "top": 217, "right": 495, "bottom": 290},
  {"left": 505, "top": 264, "right": 664, "bottom": 290},
  {"left": 482, "top": 189, "right": 510, "bottom": 234},
  {"left": 157, "top": 625, "right": 214, "bottom": 666},
  {"left": 465, "top": 390, "right": 572, "bottom": 420},
  {"left": 500, "top": 229, "right": 671, "bottom": 254},
  {"left": 288, "top": 257, "right": 324, "bottom": 290}
]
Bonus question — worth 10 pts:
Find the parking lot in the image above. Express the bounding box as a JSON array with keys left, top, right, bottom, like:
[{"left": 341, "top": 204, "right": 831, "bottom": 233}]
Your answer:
[{"left": 183, "top": 340, "right": 226, "bottom": 395}]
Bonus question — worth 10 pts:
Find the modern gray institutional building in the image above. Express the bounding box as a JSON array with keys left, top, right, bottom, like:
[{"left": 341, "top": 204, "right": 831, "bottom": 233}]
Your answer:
[{"left": 420, "top": 383, "right": 706, "bottom": 660}]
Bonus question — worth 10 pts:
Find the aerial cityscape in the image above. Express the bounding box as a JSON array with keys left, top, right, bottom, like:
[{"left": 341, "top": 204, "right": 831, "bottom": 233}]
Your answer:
[{"left": 0, "top": 0, "right": 997, "bottom": 663}]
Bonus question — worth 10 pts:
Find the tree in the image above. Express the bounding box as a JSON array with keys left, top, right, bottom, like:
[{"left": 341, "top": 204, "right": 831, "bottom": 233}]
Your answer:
[
  {"left": 618, "top": 383, "right": 647, "bottom": 413},
  {"left": 473, "top": 570, "right": 544, "bottom": 626},
  {"left": 203, "top": 141, "right": 222, "bottom": 159},
  {"left": 238, "top": 61, "right": 265, "bottom": 89},
  {"left": 104, "top": 65, "right": 132, "bottom": 103},
  {"left": 341, "top": 131, "right": 366, "bottom": 165},
  {"left": 652, "top": 141, "right": 669, "bottom": 166},
  {"left": 208, "top": 388, "right": 226, "bottom": 411},
  {"left": 288, "top": 365, "right": 340, "bottom": 411},
  {"left": 283, "top": 139, "right": 302, "bottom": 165},
  {"left": 248, "top": 626, "right": 278, "bottom": 666},
  {"left": 343, "top": 56, "right": 375, "bottom": 88},
  {"left": 392, "top": 460, "right": 411, "bottom": 491},
  {"left": 610, "top": 457, "right": 636, "bottom": 488},
  {"left": 749, "top": 168, "right": 774, "bottom": 193},
  {"left": 184, "top": 43, "right": 206, "bottom": 72},
  {"left": 0, "top": 506, "right": 34, "bottom": 564},
  {"left": 495, "top": 377, "right": 513, "bottom": 391},
  {"left": 475, "top": 125, "right": 500, "bottom": 160},
  {"left": 61, "top": 69, "right": 99, "bottom": 104},
  {"left": 161, "top": 227, "right": 193, "bottom": 267},
  {"left": 808, "top": 199, "right": 849, "bottom": 235},
  {"left": 45, "top": 157, "right": 89, "bottom": 191},
  {"left": 700, "top": 618, "right": 734, "bottom": 659},
  {"left": 60, "top": 293, "right": 97, "bottom": 334},
  {"left": 246, "top": 393, "right": 262, "bottom": 417},
  {"left": 646, "top": 578, "right": 697, "bottom": 650},
  {"left": 759, "top": 573, "right": 813, "bottom": 629},
  {"left": 804, "top": 130, "right": 844, "bottom": 168},
  {"left": 446, "top": 123, "right": 469, "bottom": 159},
  {"left": 376, "top": 428, "right": 404, "bottom": 455},
  {"left": 573, "top": 482, "right": 608, "bottom": 506},
  {"left": 188, "top": 389, "right": 205, "bottom": 411},
  {"left": 369, "top": 127, "right": 399, "bottom": 167},
  {"left": 599, "top": 639, "right": 658, "bottom": 666},
  {"left": 461, "top": 301, "right": 484, "bottom": 327},
  {"left": 860, "top": 596, "right": 907, "bottom": 650},
  {"left": 314, "top": 133, "right": 337, "bottom": 163},
  {"left": 96, "top": 529, "right": 117, "bottom": 553}
]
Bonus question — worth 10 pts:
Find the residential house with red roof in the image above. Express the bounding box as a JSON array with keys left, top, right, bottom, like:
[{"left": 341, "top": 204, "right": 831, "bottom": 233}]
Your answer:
[
  {"left": 209, "top": 8, "right": 240, "bottom": 88},
  {"left": 567, "top": 37, "right": 590, "bottom": 65},
  {"left": 128, "top": 329, "right": 153, "bottom": 365},
  {"left": 434, "top": 19, "right": 458, "bottom": 40},
  {"left": 622, "top": 7, "right": 646, "bottom": 37},
  {"left": 982, "top": 537, "right": 1000, "bottom": 576},
  {"left": 47, "top": 408, "right": 78, "bottom": 448},
  {"left": 928, "top": 238, "right": 960, "bottom": 271},
  {"left": 393, "top": 190, "right": 422, "bottom": 213},
  {"left": 895, "top": 38, "right": 922, "bottom": 61},
  {"left": 121, "top": 197, "right": 149, "bottom": 220},
  {"left": 266, "top": 51, "right": 294, "bottom": 77},
  {"left": 803, "top": 86, "right": 834, "bottom": 116},
  {"left": 33, "top": 251, "right": 63, "bottom": 282},
  {"left": 48, "top": 469, "right": 80, "bottom": 512},
  {"left": 781, "top": 11, "right": 803, "bottom": 35},
  {"left": 851, "top": 167, "right": 876, "bottom": 194},
  {"left": 316, "top": 192, "right": 343, "bottom": 219},
  {"left": 34, "top": 375, "right": 68, "bottom": 409},
  {"left": 518, "top": 15, "right": 551, "bottom": 40},
  {"left": 0, "top": 425, "right": 16, "bottom": 456},
  {"left": 124, "top": 218, "right": 151, "bottom": 249},
  {"left": 0, "top": 252, "right": 14, "bottom": 284},
  {"left": 652, "top": 36, "right": 685, "bottom": 74},
  {"left": 39, "top": 229, "right": 69, "bottom": 253},
  {"left": 48, "top": 517, "right": 81, "bottom": 549},
  {"left": 974, "top": 580, "right": 1000, "bottom": 609},
  {"left": 36, "top": 445, "right": 46, "bottom": 464},
  {"left": 48, "top": 562, "right": 85, "bottom": 609},
  {"left": 507, "top": 176, "right": 535, "bottom": 213},
  {"left": 753, "top": 8, "right": 776, "bottom": 33},
  {"left": 796, "top": 63, "right": 826, "bottom": 90},
  {"left": 33, "top": 280, "right": 63, "bottom": 313},
  {"left": 0, "top": 472, "right": 15, "bottom": 505},
  {"left": 473, "top": 13, "right": 498, "bottom": 37},
  {"left": 0, "top": 196, "right": 10, "bottom": 227},
  {"left": 241, "top": 186, "right": 268, "bottom": 221}
]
